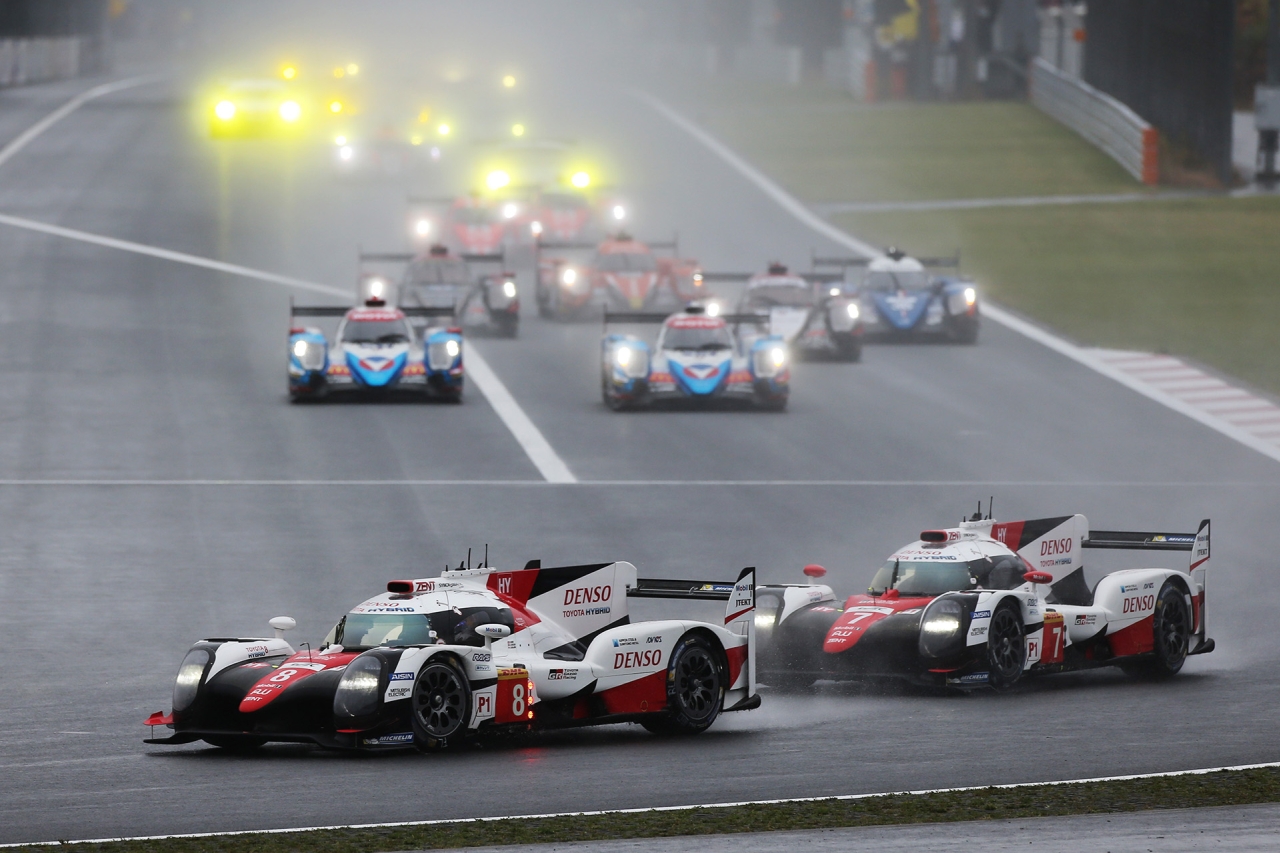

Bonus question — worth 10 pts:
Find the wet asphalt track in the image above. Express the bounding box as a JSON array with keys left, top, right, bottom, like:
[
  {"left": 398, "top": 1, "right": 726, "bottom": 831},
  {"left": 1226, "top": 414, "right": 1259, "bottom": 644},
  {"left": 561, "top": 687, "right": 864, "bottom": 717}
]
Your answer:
[{"left": 0, "top": 69, "right": 1279, "bottom": 844}]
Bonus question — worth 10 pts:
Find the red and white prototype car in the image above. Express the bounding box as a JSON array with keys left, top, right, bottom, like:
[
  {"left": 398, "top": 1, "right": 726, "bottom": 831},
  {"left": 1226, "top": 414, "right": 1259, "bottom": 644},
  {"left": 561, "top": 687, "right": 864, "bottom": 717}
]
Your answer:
[{"left": 535, "top": 233, "right": 692, "bottom": 319}]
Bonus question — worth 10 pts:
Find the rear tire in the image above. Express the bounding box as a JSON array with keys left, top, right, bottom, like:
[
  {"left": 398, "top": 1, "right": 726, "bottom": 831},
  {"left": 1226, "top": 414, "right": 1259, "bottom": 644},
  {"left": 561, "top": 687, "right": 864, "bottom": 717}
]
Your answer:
[
  {"left": 1126, "top": 582, "right": 1192, "bottom": 678},
  {"left": 641, "top": 634, "right": 724, "bottom": 735},
  {"left": 835, "top": 336, "right": 862, "bottom": 362},
  {"left": 412, "top": 658, "right": 471, "bottom": 751},
  {"left": 985, "top": 603, "right": 1025, "bottom": 691}
]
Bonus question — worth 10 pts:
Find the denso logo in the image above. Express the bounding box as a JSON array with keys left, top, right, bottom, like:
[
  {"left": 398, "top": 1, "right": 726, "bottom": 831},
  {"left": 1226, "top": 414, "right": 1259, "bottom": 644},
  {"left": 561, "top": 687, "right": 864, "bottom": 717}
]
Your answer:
[
  {"left": 614, "top": 650, "right": 663, "bottom": 669},
  {"left": 1122, "top": 595, "right": 1155, "bottom": 614},
  {"left": 1040, "top": 538, "right": 1072, "bottom": 556},
  {"left": 564, "top": 585, "right": 612, "bottom": 606}
]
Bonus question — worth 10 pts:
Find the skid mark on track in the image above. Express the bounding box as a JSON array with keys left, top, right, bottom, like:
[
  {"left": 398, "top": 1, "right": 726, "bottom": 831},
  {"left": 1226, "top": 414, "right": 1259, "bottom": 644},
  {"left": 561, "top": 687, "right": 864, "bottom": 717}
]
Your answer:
[{"left": 638, "top": 92, "right": 1280, "bottom": 469}]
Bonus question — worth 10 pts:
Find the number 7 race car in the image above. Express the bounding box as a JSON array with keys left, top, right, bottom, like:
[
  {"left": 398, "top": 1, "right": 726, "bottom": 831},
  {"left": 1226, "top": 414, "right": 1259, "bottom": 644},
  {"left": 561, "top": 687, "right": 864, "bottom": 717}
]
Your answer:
[
  {"left": 144, "top": 561, "right": 758, "bottom": 752},
  {"left": 755, "top": 512, "right": 1211, "bottom": 690}
]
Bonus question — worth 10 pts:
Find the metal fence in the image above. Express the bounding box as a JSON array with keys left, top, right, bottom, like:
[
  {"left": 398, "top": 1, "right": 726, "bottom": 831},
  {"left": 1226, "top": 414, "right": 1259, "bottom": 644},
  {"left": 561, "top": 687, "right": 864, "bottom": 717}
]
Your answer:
[
  {"left": 0, "top": 36, "right": 102, "bottom": 86},
  {"left": 1030, "top": 57, "right": 1159, "bottom": 185}
]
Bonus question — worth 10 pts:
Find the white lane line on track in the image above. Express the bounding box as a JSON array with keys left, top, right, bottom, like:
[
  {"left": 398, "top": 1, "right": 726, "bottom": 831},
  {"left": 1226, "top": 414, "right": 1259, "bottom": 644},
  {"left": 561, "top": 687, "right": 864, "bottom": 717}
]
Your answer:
[
  {"left": 0, "top": 75, "right": 158, "bottom": 169},
  {"left": 0, "top": 211, "right": 575, "bottom": 481},
  {"left": 638, "top": 93, "right": 1280, "bottom": 469},
  {"left": 0, "top": 479, "right": 1270, "bottom": 487},
  {"left": 0, "top": 84, "right": 577, "bottom": 484},
  {"left": 6, "top": 759, "right": 1279, "bottom": 847}
]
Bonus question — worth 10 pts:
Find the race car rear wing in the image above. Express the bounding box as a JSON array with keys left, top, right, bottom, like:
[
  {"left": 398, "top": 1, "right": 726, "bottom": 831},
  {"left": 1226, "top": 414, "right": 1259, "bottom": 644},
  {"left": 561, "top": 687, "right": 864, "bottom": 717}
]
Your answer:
[
  {"left": 812, "top": 251, "right": 962, "bottom": 269},
  {"left": 290, "top": 304, "right": 455, "bottom": 318},
  {"left": 631, "top": 568, "right": 757, "bottom": 630},
  {"left": 1084, "top": 520, "right": 1210, "bottom": 553},
  {"left": 604, "top": 309, "right": 769, "bottom": 326},
  {"left": 359, "top": 250, "right": 506, "bottom": 265}
]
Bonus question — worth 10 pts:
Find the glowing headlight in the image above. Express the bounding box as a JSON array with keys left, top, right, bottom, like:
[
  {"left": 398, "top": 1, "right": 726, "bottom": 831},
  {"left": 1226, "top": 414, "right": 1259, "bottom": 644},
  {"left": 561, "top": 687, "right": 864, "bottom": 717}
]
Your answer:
[
  {"left": 847, "top": 303, "right": 859, "bottom": 319},
  {"left": 292, "top": 339, "right": 308, "bottom": 358},
  {"left": 571, "top": 171, "right": 590, "bottom": 188},
  {"left": 411, "top": 135, "right": 423, "bottom": 146},
  {"left": 346, "top": 63, "right": 359, "bottom": 76},
  {"left": 329, "top": 100, "right": 343, "bottom": 114},
  {"left": 415, "top": 218, "right": 431, "bottom": 236},
  {"left": 214, "top": 100, "right": 236, "bottom": 121},
  {"left": 339, "top": 145, "right": 354, "bottom": 161},
  {"left": 770, "top": 346, "right": 786, "bottom": 367},
  {"left": 487, "top": 170, "right": 510, "bottom": 190},
  {"left": 335, "top": 135, "right": 347, "bottom": 146},
  {"left": 172, "top": 648, "right": 209, "bottom": 712},
  {"left": 502, "top": 280, "right": 517, "bottom": 299},
  {"left": 754, "top": 611, "right": 777, "bottom": 630},
  {"left": 502, "top": 202, "right": 519, "bottom": 220},
  {"left": 921, "top": 599, "right": 964, "bottom": 635},
  {"left": 561, "top": 267, "right": 578, "bottom": 286},
  {"left": 502, "top": 74, "right": 516, "bottom": 88},
  {"left": 279, "top": 100, "right": 301, "bottom": 122},
  {"left": 511, "top": 123, "right": 525, "bottom": 137},
  {"left": 963, "top": 286, "right": 976, "bottom": 306},
  {"left": 281, "top": 66, "right": 297, "bottom": 80},
  {"left": 437, "top": 123, "right": 451, "bottom": 136},
  {"left": 615, "top": 345, "right": 631, "bottom": 367},
  {"left": 706, "top": 302, "right": 721, "bottom": 317},
  {"left": 830, "top": 286, "right": 841, "bottom": 297},
  {"left": 445, "top": 339, "right": 460, "bottom": 358},
  {"left": 612, "top": 205, "right": 626, "bottom": 220},
  {"left": 530, "top": 221, "right": 543, "bottom": 236},
  {"left": 333, "top": 655, "right": 383, "bottom": 718}
]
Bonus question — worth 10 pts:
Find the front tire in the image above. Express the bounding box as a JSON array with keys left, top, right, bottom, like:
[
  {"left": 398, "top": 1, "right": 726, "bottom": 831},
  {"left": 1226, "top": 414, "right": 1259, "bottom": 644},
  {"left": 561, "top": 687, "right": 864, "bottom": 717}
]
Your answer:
[
  {"left": 411, "top": 658, "right": 471, "bottom": 751},
  {"left": 985, "top": 603, "right": 1025, "bottom": 691},
  {"left": 641, "top": 634, "right": 724, "bottom": 735}
]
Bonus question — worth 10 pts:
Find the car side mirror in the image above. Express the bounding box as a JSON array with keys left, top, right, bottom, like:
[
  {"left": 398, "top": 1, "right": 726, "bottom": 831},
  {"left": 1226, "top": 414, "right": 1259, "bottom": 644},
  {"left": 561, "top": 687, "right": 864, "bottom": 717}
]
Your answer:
[
  {"left": 476, "top": 623, "right": 511, "bottom": 643},
  {"left": 269, "top": 616, "right": 296, "bottom": 639},
  {"left": 1023, "top": 571, "right": 1053, "bottom": 586}
]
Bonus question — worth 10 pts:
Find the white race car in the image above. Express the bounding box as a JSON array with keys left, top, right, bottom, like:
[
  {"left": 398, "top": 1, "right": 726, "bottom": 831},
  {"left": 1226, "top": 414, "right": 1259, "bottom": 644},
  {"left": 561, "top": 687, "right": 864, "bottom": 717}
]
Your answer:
[
  {"left": 756, "top": 511, "right": 1212, "bottom": 690},
  {"left": 145, "top": 560, "right": 758, "bottom": 751}
]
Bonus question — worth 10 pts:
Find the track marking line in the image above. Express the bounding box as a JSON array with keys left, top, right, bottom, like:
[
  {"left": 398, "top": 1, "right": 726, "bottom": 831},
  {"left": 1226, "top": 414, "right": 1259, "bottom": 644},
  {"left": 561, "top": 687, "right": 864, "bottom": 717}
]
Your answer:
[
  {"left": 6, "top": 759, "right": 1280, "bottom": 847},
  {"left": 0, "top": 77, "right": 575, "bottom": 483},
  {"left": 636, "top": 94, "right": 1280, "bottom": 468},
  {"left": 0, "top": 75, "right": 158, "bottom": 170},
  {"left": 0, "top": 479, "right": 1269, "bottom": 487},
  {"left": 808, "top": 190, "right": 1209, "bottom": 215}
]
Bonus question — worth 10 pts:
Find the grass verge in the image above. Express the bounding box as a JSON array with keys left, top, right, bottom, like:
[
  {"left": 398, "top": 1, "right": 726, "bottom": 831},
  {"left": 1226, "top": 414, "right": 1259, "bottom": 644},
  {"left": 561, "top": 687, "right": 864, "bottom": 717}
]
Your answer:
[
  {"left": 13, "top": 766, "right": 1280, "bottom": 853},
  {"left": 682, "top": 81, "right": 1280, "bottom": 397}
]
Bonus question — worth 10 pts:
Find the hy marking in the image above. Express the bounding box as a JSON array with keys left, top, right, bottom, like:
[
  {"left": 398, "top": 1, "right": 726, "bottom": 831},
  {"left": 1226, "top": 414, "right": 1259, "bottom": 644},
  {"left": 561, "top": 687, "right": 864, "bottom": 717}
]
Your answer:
[
  {"left": 4, "top": 760, "right": 1280, "bottom": 847},
  {"left": 639, "top": 93, "right": 1280, "bottom": 469},
  {"left": 0, "top": 78, "right": 575, "bottom": 484}
]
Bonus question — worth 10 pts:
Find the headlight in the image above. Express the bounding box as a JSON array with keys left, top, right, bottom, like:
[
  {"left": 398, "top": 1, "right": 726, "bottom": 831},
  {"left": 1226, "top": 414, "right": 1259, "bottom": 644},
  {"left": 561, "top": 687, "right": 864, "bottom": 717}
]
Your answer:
[
  {"left": 612, "top": 204, "right": 626, "bottom": 220},
  {"left": 487, "top": 170, "right": 510, "bottom": 190},
  {"left": 829, "top": 286, "right": 841, "bottom": 297},
  {"left": 753, "top": 347, "right": 783, "bottom": 378},
  {"left": 292, "top": 340, "right": 308, "bottom": 359},
  {"left": 963, "top": 286, "right": 976, "bottom": 306},
  {"left": 214, "top": 100, "right": 236, "bottom": 121},
  {"left": 530, "top": 221, "right": 543, "bottom": 236},
  {"left": 754, "top": 611, "right": 776, "bottom": 631},
  {"left": 329, "top": 100, "right": 343, "bottom": 114},
  {"left": 846, "top": 302, "right": 859, "bottom": 319},
  {"left": 291, "top": 339, "right": 324, "bottom": 370},
  {"left": 921, "top": 598, "right": 963, "bottom": 635},
  {"left": 560, "top": 267, "right": 578, "bottom": 286},
  {"left": 415, "top": 218, "right": 431, "bottom": 236},
  {"left": 615, "top": 345, "right": 631, "bottom": 367},
  {"left": 613, "top": 344, "right": 647, "bottom": 378},
  {"left": 339, "top": 145, "right": 354, "bottom": 161},
  {"left": 706, "top": 302, "right": 721, "bottom": 317},
  {"left": 428, "top": 339, "right": 460, "bottom": 370},
  {"left": 279, "top": 100, "right": 301, "bottom": 122},
  {"left": 770, "top": 346, "right": 786, "bottom": 367},
  {"left": 446, "top": 339, "right": 460, "bottom": 358},
  {"left": 333, "top": 655, "right": 383, "bottom": 718},
  {"left": 502, "top": 280, "right": 517, "bottom": 299},
  {"left": 501, "top": 202, "right": 519, "bottom": 220},
  {"left": 172, "top": 648, "right": 209, "bottom": 712},
  {"left": 571, "top": 171, "right": 590, "bottom": 188}
]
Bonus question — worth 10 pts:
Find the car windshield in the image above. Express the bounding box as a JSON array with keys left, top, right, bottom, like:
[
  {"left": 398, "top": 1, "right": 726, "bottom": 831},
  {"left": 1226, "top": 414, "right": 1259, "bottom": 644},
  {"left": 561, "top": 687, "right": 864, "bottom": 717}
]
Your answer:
[
  {"left": 864, "top": 270, "right": 931, "bottom": 292},
  {"left": 596, "top": 252, "right": 657, "bottom": 272},
  {"left": 744, "top": 282, "right": 814, "bottom": 308},
  {"left": 453, "top": 208, "right": 495, "bottom": 225},
  {"left": 337, "top": 613, "right": 435, "bottom": 650},
  {"left": 405, "top": 259, "right": 470, "bottom": 287},
  {"left": 867, "top": 559, "right": 973, "bottom": 597},
  {"left": 663, "top": 324, "right": 734, "bottom": 351},
  {"left": 342, "top": 319, "right": 410, "bottom": 344}
]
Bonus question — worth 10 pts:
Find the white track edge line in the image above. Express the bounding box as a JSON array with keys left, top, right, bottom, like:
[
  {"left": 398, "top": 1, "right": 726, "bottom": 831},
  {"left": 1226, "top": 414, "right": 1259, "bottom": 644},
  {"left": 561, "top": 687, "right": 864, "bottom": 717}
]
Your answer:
[
  {"left": 0, "top": 75, "right": 158, "bottom": 169},
  {"left": 0, "top": 479, "right": 1270, "bottom": 487},
  {"left": 638, "top": 93, "right": 1280, "bottom": 468},
  {"left": 6, "top": 760, "right": 1279, "bottom": 847}
]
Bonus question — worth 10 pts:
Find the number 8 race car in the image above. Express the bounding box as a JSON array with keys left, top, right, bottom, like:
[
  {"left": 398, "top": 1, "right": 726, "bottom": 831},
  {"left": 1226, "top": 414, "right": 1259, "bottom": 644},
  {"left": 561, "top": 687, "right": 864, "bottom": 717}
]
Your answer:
[
  {"left": 144, "top": 561, "right": 758, "bottom": 752},
  {"left": 755, "top": 512, "right": 1211, "bottom": 690}
]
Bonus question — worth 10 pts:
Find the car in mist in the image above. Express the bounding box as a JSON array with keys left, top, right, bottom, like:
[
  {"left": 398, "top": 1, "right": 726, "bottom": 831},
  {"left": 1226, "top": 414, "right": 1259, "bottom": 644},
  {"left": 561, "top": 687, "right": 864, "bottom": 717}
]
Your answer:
[
  {"left": 535, "top": 233, "right": 688, "bottom": 319},
  {"left": 754, "top": 513, "right": 1212, "bottom": 690},
  {"left": 144, "top": 560, "right": 758, "bottom": 752},
  {"left": 601, "top": 303, "right": 790, "bottom": 411},
  {"left": 360, "top": 245, "right": 520, "bottom": 338}
]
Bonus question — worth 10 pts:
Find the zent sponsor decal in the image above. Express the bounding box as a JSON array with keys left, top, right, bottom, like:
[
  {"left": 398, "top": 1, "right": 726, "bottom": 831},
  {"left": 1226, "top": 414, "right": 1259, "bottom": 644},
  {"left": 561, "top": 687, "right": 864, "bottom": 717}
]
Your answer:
[{"left": 415, "top": 580, "right": 435, "bottom": 593}]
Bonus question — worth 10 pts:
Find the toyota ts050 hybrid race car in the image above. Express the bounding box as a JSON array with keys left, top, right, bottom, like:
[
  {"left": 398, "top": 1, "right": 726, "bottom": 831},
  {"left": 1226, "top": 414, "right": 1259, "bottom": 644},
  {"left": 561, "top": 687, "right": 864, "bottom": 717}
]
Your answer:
[
  {"left": 813, "top": 248, "right": 979, "bottom": 343},
  {"left": 361, "top": 246, "right": 519, "bottom": 338},
  {"left": 602, "top": 304, "right": 790, "bottom": 412},
  {"left": 144, "top": 561, "right": 758, "bottom": 752},
  {"left": 535, "top": 233, "right": 689, "bottom": 319},
  {"left": 287, "top": 285, "right": 463, "bottom": 402},
  {"left": 755, "top": 511, "right": 1211, "bottom": 690},
  {"left": 698, "top": 263, "right": 863, "bottom": 362}
]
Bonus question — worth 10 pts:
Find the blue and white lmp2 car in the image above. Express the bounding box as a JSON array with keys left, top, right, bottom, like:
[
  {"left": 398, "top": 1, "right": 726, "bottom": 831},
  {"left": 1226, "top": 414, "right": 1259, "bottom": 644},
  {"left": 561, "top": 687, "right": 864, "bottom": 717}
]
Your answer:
[
  {"left": 288, "top": 292, "right": 463, "bottom": 402},
  {"left": 813, "top": 248, "right": 979, "bottom": 343},
  {"left": 601, "top": 304, "right": 790, "bottom": 411}
]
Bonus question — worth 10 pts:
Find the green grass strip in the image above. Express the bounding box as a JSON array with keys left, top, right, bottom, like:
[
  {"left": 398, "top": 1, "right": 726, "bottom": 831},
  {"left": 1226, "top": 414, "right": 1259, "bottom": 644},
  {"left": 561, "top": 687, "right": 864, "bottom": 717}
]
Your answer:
[{"left": 13, "top": 766, "right": 1280, "bottom": 853}]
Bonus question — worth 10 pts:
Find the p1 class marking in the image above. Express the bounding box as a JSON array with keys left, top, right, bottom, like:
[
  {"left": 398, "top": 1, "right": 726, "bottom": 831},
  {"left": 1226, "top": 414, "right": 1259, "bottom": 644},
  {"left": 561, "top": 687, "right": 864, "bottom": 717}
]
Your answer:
[{"left": 637, "top": 92, "right": 1280, "bottom": 468}]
